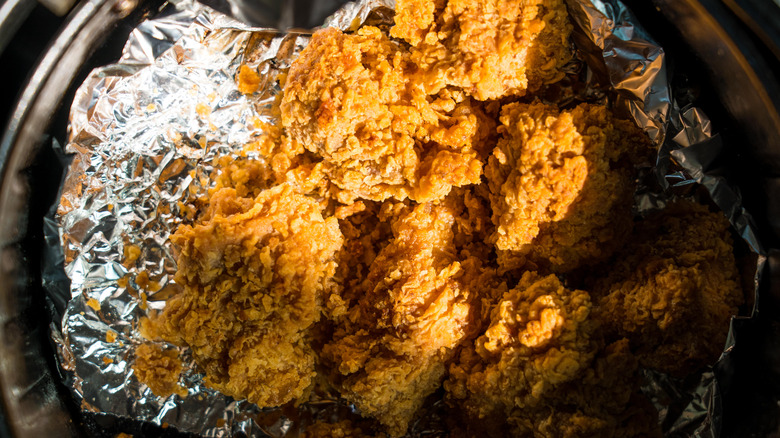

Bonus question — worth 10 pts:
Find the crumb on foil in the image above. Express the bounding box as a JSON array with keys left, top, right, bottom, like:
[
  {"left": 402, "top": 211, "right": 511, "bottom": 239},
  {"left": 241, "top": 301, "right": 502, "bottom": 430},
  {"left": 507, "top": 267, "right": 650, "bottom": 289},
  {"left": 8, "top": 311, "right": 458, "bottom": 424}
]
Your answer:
[
  {"left": 237, "top": 64, "right": 261, "bottom": 95},
  {"left": 133, "top": 343, "right": 187, "bottom": 398}
]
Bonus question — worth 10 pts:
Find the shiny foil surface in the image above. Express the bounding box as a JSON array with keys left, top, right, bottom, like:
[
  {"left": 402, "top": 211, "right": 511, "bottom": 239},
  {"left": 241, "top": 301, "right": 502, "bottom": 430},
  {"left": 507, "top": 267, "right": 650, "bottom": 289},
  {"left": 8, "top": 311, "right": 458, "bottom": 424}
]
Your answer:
[{"left": 45, "top": 0, "right": 764, "bottom": 436}]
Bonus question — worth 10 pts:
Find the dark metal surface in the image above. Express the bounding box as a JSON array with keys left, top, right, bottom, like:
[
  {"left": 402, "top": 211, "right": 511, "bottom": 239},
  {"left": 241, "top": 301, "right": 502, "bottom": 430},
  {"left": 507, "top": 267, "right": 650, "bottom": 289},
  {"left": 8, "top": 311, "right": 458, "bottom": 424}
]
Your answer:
[
  {"left": 660, "top": 0, "right": 780, "bottom": 172},
  {"left": 723, "top": 0, "right": 780, "bottom": 62},
  {"left": 0, "top": 0, "right": 37, "bottom": 57},
  {"left": 640, "top": 0, "right": 780, "bottom": 244},
  {"left": 0, "top": 5, "right": 64, "bottom": 131},
  {"left": 0, "top": 0, "right": 121, "bottom": 432},
  {"left": 225, "top": 0, "right": 346, "bottom": 28},
  {"left": 0, "top": 0, "right": 172, "bottom": 436}
]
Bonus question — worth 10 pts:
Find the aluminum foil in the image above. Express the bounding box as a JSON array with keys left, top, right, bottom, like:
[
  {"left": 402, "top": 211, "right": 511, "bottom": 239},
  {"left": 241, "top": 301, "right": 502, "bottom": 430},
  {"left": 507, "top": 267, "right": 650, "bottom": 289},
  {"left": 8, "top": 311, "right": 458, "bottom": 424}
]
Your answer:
[{"left": 44, "top": 0, "right": 765, "bottom": 436}]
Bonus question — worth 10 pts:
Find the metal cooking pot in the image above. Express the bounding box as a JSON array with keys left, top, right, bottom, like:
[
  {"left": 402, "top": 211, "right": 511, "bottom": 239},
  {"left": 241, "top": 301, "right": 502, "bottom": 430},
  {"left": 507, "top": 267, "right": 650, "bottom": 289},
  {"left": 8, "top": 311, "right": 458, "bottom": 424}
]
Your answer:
[{"left": 0, "top": 0, "right": 778, "bottom": 436}]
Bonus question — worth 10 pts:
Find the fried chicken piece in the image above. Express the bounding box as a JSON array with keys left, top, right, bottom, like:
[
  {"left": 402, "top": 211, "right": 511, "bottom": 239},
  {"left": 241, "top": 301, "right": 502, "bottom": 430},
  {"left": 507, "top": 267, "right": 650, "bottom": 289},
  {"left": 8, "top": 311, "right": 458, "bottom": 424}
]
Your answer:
[
  {"left": 323, "top": 200, "right": 499, "bottom": 436},
  {"left": 591, "top": 200, "right": 743, "bottom": 376},
  {"left": 485, "top": 101, "right": 651, "bottom": 273},
  {"left": 132, "top": 343, "right": 187, "bottom": 398},
  {"left": 446, "top": 273, "right": 657, "bottom": 437},
  {"left": 301, "top": 420, "right": 369, "bottom": 438},
  {"left": 508, "top": 339, "right": 660, "bottom": 438},
  {"left": 281, "top": 26, "right": 488, "bottom": 203},
  {"left": 141, "top": 184, "right": 343, "bottom": 407},
  {"left": 445, "top": 186, "right": 494, "bottom": 252},
  {"left": 209, "top": 154, "right": 277, "bottom": 199},
  {"left": 237, "top": 64, "right": 261, "bottom": 95},
  {"left": 446, "top": 272, "right": 598, "bottom": 419},
  {"left": 391, "top": 0, "right": 573, "bottom": 100},
  {"left": 331, "top": 201, "right": 395, "bottom": 315}
]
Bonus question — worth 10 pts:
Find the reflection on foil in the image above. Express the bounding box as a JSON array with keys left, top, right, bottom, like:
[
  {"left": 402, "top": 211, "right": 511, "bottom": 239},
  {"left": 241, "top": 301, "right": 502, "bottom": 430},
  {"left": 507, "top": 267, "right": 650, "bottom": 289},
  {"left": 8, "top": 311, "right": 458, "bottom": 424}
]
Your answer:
[
  {"left": 44, "top": 0, "right": 764, "bottom": 436},
  {"left": 566, "top": 0, "right": 671, "bottom": 143}
]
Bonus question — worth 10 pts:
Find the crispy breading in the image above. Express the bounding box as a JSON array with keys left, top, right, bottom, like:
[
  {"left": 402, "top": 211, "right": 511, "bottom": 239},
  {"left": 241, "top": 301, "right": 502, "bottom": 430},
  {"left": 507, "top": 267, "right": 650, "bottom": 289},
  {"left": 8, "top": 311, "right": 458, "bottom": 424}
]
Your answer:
[
  {"left": 333, "top": 200, "right": 402, "bottom": 297},
  {"left": 141, "top": 184, "right": 343, "bottom": 407},
  {"left": 322, "top": 200, "right": 499, "bottom": 436},
  {"left": 301, "top": 420, "right": 369, "bottom": 438},
  {"left": 508, "top": 339, "right": 660, "bottom": 438},
  {"left": 281, "top": 26, "right": 487, "bottom": 203},
  {"left": 445, "top": 185, "right": 496, "bottom": 263},
  {"left": 391, "top": 0, "right": 573, "bottom": 100},
  {"left": 132, "top": 343, "right": 187, "bottom": 398},
  {"left": 446, "top": 272, "right": 598, "bottom": 419},
  {"left": 485, "top": 101, "right": 650, "bottom": 273},
  {"left": 591, "top": 200, "right": 743, "bottom": 376},
  {"left": 446, "top": 273, "right": 658, "bottom": 437}
]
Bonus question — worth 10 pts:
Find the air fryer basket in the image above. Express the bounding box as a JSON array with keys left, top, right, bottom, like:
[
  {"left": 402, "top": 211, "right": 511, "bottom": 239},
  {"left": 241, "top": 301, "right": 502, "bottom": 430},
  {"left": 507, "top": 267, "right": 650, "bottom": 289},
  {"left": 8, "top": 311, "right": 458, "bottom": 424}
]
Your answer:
[{"left": 0, "top": 0, "right": 778, "bottom": 436}]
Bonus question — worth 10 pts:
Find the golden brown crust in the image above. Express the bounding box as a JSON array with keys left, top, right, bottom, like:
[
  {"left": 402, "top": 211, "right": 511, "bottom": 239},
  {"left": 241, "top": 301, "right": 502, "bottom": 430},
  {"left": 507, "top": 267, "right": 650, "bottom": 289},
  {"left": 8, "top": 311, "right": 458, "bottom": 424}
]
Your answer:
[
  {"left": 392, "top": 0, "right": 573, "bottom": 100},
  {"left": 445, "top": 275, "right": 660, "bottom": 437},
  {"left": 322, "top": 200, "right": 499, "bottom": 436},
  {"left": 486, "top": 101, "right": 650, "bottom": 273},
  {"left": 132, "top": 343, "right": 187, "bottom": 398},
  {"left": 142, "top": 184, "right": 343, "bottom": 407},
  {"left": 508, "top": 340, "right": 660, "bottom": 438},
  {"left": 591, "top": 200, "right": 743, "bottom": 376},
  {"left": 281, "top": 26, "right": 487, "bottom": 203},
  {"left": 445, "top": 272, "right": 598, "bottom": 419}
]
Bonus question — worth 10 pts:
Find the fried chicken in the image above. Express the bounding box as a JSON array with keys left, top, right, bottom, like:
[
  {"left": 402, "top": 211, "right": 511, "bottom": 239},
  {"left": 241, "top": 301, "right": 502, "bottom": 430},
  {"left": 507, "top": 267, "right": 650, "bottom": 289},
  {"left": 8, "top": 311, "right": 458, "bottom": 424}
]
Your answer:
[
  {"left": 445, "top": 185, "right": 496, "bottom": 263},
  {"left": 485, "top": 101, "right": 651, "bottom": 273},
  {"left": 281, "top": 26, "right": 489, "bottom": 204},
  {"left": 140, "top": 184, "right": 343, "bottom": 407},
  {"left": 590, "top": 200, "right": 743, "bottom": 376},
  {"left": 445, "top": 272, "right": 598, "bottom": 420},
  {"left": 132, "top": 1, "right": 743, "bottom": 434},
  {"left": 391, "top": 0, "right": 573, "bottom": 100},
  {"left": 322, "top": 200, "right": 500, "bottom": 436},
  {"left": 301, "top": 420, "right": 369, "bottom": 438},
  {"left": 508, "top": 340, "right": 661, "bottom": 438},
  {"left": 132, "top": 343, "right": 187, "bottom": 398},
  {"left": 446, "top": 272, "right": 658, "bottom": 437},
  {"left": 325, "top": 200, "right": 395, "bottom": 324}
]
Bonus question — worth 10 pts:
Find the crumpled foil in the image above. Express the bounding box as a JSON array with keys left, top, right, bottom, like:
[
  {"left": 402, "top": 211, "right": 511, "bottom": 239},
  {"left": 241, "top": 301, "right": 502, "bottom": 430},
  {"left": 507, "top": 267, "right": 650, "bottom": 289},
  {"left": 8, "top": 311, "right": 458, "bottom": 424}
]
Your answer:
[{"left": 43, "top": 0, "right": 765, "bottom": 436}]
